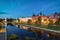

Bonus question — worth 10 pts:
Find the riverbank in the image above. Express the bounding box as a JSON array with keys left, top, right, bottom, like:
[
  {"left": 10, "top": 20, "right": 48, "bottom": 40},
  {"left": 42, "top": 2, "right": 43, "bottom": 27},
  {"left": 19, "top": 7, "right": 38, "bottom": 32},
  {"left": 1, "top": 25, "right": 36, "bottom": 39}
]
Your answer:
[
  {"left": 21, "top": 24, "right": 60, "bottom": 34},
  {"left": 17, "top": 24, "right": 60, "bottom": 40}
]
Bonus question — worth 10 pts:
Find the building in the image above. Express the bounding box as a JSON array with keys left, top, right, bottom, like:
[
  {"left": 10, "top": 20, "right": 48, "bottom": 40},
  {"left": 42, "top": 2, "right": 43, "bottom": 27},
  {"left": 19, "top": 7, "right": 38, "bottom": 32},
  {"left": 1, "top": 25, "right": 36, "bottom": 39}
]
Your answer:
[
  {"left": 31, "top": 13, "right": 58, "bottom": 25},
  {"left": 41, "top": 16, "right": 49, "bottom": 25},
  {"left": 18, "top": 17, "right": 32, "bottom": 23},
  {"left": 32, "top": 15, "right": 49, "bottom": 25},
  {"left": 32, "top": 16, "right": 38, "bottom": 24},
  {"left": 16, "top": 13, "right": 58, "bottom": 25}
]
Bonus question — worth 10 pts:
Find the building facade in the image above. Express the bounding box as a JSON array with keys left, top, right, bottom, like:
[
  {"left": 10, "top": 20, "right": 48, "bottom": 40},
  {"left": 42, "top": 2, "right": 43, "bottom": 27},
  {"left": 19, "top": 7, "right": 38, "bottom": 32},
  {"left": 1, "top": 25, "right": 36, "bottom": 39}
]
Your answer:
[
  {"left": 18, "top": 17, "right": 32, "bottom": 24},
  {"left": 31, "top": 14, "right": 58, "bottom": 25}
]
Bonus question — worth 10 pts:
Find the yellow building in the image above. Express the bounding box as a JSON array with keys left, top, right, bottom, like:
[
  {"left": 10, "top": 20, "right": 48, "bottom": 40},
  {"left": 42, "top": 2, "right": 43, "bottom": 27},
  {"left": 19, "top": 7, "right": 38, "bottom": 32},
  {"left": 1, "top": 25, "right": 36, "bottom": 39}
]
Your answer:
[
  {"left": 41, "top": 16, "right": 49, "bottom": 25},
  {"left": 32, "top": 15, "right": 57, "bottom": 25},
  {"left": 32, "top": 16, "right": 38, "bottom": 24},
  {"left": 16, "top": 14, "right": 57, "bottom": 25}
]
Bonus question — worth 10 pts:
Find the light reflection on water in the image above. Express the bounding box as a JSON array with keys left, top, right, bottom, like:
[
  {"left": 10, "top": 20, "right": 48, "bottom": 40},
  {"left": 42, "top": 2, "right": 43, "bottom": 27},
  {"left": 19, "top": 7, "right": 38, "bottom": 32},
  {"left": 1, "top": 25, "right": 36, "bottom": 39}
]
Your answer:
[
  {"left": 6, "top": 25, "right": 38, "bottom": 39},
  {"left": 5, "top": 25, "right": 58, "bottom": 40}
]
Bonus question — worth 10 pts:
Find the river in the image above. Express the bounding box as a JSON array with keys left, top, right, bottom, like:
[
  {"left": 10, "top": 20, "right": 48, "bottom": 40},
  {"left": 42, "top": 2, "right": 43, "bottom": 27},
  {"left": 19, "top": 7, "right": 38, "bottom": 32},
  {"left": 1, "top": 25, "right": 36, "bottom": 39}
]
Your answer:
[
  {"left": 6, "top": 25, "right": 39, "bottom": 40},
  {"left": 5, "top": 24, "right": 59, "bottom": 40}
]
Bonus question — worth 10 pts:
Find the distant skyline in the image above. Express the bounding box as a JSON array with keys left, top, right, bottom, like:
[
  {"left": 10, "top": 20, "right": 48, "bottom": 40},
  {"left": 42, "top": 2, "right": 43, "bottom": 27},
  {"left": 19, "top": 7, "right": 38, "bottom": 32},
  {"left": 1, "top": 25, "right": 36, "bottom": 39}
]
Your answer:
[{"left": 0, "top": 0, "right": 60, "bottom": 18}]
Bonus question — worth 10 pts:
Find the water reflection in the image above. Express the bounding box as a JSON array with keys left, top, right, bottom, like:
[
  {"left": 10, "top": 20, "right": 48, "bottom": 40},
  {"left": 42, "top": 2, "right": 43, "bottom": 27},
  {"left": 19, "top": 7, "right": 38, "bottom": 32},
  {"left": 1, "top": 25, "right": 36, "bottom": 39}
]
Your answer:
[
  {"left": 6, "top": 24, "right": 60, "bottom": 40},
  {"left": 6, "top": 25, "right": 39, "bottom": 40}
]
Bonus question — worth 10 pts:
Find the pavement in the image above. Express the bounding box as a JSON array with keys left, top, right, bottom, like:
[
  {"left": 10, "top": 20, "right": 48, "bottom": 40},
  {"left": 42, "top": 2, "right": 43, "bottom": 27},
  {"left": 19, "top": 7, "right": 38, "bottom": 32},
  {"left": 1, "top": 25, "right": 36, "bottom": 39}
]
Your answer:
[{"left": 0, "top": 28, "right": 7, "bottom": 40}]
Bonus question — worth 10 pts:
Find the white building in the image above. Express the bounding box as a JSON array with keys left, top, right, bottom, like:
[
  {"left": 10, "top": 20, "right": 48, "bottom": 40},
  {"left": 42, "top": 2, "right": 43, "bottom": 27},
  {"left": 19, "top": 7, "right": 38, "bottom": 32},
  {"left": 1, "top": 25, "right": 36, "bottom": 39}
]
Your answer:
[{"left": 19, "top": 17, "right": 32, "bottom": 23}]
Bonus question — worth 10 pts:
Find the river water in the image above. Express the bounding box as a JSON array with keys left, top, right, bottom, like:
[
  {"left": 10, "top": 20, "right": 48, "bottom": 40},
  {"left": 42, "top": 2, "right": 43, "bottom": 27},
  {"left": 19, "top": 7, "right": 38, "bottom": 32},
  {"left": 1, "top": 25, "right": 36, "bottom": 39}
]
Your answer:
[
  {"left": 6, "top": 25, "right": 39, "bottom": 40},
  {"left": 5, "top": 24, "right": 58, "bottom": 40}
]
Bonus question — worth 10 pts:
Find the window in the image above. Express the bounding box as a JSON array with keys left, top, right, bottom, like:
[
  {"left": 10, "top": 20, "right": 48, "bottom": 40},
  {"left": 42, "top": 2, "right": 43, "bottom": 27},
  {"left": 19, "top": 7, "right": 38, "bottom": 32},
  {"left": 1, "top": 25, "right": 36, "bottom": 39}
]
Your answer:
[{"left": 44, "top": 19, "right": 47, "bottom": 21}]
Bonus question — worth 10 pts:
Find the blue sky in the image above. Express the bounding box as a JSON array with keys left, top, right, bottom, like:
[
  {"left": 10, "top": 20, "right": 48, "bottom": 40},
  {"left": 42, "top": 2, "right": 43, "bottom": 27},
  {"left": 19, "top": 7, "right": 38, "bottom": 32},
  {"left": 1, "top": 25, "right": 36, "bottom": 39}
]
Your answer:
[{"left": 0, "top": 0, "right": 60, "bottom": 18}]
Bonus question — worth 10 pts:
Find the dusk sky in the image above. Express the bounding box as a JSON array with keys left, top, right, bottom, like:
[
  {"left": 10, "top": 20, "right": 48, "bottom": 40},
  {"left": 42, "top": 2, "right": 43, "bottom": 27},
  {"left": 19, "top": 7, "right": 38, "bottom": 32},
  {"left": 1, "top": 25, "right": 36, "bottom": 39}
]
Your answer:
[{"left": 0, "top": 0, "right": 60, "bottom": 18}]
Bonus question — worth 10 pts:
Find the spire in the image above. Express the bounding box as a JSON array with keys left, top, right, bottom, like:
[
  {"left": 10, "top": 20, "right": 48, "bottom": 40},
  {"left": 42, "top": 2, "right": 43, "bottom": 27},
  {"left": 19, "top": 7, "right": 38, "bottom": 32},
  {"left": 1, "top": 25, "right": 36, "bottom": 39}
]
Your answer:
[
  {"left": 39, "top": 12, "right": 43, "bottom": 16},
  {"left": 54, "top": 12, "right": 58, "bottom": 18},
  {"left": 54, "top": 12, "right": 57, "bottom": 15},
  {"left": 32, "top": 13, "right": 35, "bottom": 16}
]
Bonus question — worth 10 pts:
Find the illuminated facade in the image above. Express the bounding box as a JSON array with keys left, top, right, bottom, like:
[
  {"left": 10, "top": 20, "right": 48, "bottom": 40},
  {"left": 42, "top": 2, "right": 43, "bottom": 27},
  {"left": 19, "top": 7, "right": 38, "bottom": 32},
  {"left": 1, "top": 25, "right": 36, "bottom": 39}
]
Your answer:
[
  {"left": 31, "top": 14, "right": 58, "bottom": 25},
  {"left": 32, "top": 16, "right": 38, "bottom": 24},
  {"left": 32, "top": 15, "right": 49, "bottom": 25},
  {"left": 18, "top": 17, "right": 32, "bottom": 23},
  {"left": 17, "top": 14, "right": 58, "bottom": 25},
  {"left": 41, "top": 16, "right": 49, "bottom": 25}
]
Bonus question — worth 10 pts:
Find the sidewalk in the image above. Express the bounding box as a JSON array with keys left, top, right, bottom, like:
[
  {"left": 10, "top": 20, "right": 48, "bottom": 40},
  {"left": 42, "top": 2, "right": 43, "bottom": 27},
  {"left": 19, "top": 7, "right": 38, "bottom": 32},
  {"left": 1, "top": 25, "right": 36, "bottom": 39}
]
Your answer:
[{"left": 0, "top": 28, "right": 7, "bottom": 40}]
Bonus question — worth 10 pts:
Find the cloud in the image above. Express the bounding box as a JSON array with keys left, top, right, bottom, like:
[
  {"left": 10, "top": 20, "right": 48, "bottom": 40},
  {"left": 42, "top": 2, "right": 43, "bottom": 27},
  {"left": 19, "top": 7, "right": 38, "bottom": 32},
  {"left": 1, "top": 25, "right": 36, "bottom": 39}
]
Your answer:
[{"left": 0, "top": 12, "right": 7, "bottom": 14}]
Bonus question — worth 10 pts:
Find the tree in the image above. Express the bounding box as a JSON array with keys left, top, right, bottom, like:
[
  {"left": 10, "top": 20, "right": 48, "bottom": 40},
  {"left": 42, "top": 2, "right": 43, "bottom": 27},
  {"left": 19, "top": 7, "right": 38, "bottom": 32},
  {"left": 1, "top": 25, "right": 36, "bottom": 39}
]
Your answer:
[
  {"left": 55, "top": 17, "right": 60, "bottom": 25},
  {"left": 7, "top": 34, "right": 18, "bottom": 40},
  {"left": 48, "top": 20, "right": 53, "bottom": 25},
  {"left": 35, "top": 20, "right": 38, "bottom": 24},
  {"left": 7, "top": 18, "right": 14, "bottom": 22},
  {"left": 0, "top": 26, "right": 2, "bottom": 30},
  {"left": 17, "top": 19, "right": 20, "bottom": 24},
  {"left": 38, "top": 16, "right": 41, "bottom": 25},
  {"left": 27, "top": 19, "right": 31, "bottom": 24},
  {"left": 58, "top": 12, "right": 60, "bottom": 16},
  {"left": 55, "top": 12, "right": 60, "bottom": 25},
  {"left": 0, "top": 22, "right": 4, "bottom": 30}
]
